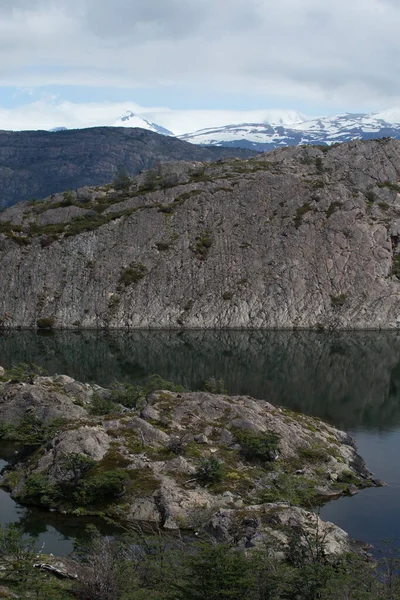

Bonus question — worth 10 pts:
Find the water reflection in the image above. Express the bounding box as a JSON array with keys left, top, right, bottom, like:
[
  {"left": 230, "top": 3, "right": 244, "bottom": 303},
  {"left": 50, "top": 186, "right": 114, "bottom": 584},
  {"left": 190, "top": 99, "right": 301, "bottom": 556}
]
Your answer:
[
  {"left": 2, "top": 329, "right": 400, "bottom": 551},
  {"left": 2, "top": 329, "right": 400, "bottom": 430}
]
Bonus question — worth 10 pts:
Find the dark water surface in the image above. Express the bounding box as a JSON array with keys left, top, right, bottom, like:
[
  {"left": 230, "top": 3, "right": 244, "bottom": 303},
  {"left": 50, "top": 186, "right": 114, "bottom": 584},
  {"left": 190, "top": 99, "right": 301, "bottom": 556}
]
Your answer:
[{"left": 1, "top": 329, "right": 400, "bottom": 553}]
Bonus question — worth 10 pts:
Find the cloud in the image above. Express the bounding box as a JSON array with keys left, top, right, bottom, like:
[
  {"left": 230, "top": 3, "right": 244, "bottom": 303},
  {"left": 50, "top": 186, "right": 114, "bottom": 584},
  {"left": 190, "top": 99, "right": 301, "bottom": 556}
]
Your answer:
[
  {"left": 0, "top": 98, "right": 308, "bottom": 134},
  {"left": 1, "top": 0, "right": 400, "bottom": 110}
]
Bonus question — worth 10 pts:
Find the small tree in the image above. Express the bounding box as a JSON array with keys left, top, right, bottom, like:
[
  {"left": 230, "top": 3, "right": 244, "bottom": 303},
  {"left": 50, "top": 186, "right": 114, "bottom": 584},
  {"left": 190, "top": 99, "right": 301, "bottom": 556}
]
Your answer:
[
  {"left": 59, "top": 452, "right": 96, "bottom": 485},
  {"left": 113, "top": 165, "right": 131, "bottom": 191}
]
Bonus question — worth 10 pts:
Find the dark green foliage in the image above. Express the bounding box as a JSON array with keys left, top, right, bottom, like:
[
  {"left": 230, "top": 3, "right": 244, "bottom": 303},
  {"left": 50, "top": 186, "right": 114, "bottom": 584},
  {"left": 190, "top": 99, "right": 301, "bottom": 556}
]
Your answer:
[
  {"left": 378, "top": 201, "right": 390, "bottom": 211},
  {"left": 62, "top": 190, "right": 75, "bottom": 205},
  {"left": 158, "top": 204, "right": 174, "bottom": 214},
  {"left": 59, "top": 452, "right": 97, "bottom": 485},
  {"left": 195, "top": 458, "right": 224, "bottom": 486},
  {"left": 326, "top": 201, "right": 342, "bottom": 218},
  {"left": 117, "top": 263, "right": 148, "bottom": 287},
  {"left": 259, "top": 473, "right": 320, "bottom": 506},
  {"left": 222, "top": 291, "right": 234, "bottom": 300},
  {"left": 294, "top": 203, "right": 312, "bottom": 228},
  {"left": 298, "top": 446, "right": 330, "bottom": 463},
  {"left": 176, "top": 543, "right": 254, "bottom": 600},
  {"left": 331, "top": 293, "right": 348, "bottom": 308},
  {"left": 392, "top": 254, "right": 400, "bottom": 277},
  {"left": 192, "top": 233, "right": 213, "bottom": 258},
  {"left": 141, "top": 169, "right": 158, "bottom": 191},
  {"left": 156, "top": 241, "right": 171, "bottom": 251},
  {"left": 76, "top": 469, "right": 126, "bottom": 505},
  {"left": 2, "top": 362, "right": 47, "bottom": 383},
  {"left": 232, "top": 427, "right": 280, "bottom": 461},
  {"left": 89, "top": 393, "right": 119, "bottom": 415},
  {"left": 22, "top": 473, "right": 57, "bottom": 504},
  {"left": 0, "top": 413, "right": 65, "bottom": 448},
  {"left": 36, "top": 317, "right": 55, "bottom": 329},
  {"left": 113, "top": 165, "right": 131, "bottom": 191},
  {"left": 203, "top": 377, "right": 226, "bottom": 394},
  {"left": 365, "top": 190, "right": 376, "bottom": 203},
  {"left": 377, "top": 180, "right": 400, "bottom": 192},
  {"left": 315, "top": 157, "right": 324, "bottom": 173}
]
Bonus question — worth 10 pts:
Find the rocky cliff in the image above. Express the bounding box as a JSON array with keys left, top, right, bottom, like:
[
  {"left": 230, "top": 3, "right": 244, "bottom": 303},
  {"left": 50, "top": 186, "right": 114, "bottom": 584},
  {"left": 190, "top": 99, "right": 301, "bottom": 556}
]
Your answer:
[
  {"left": 0, "top": 126, "right": 256, "bottom": 210},
  {"left": 2, "top": 138, "right": 400, "bottom": 329}
]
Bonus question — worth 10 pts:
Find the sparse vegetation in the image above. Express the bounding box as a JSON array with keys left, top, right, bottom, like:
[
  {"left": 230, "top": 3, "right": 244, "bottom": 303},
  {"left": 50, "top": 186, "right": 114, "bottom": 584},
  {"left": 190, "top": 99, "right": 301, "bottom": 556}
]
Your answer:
[
  {"left": 330, "top": 293, "right": 348, "bottom": 308},
  {"left": 36, "top": 317, "right": 55, "bottom": 329},
  {"left": 294, "top": 203, "right": 312, "bottom": 228},
  {"left": 117, "top": 263, "right": 147, "bottom": 288},
  {"left": 232, "top": 428, "right": 280, "bottom": 462}
]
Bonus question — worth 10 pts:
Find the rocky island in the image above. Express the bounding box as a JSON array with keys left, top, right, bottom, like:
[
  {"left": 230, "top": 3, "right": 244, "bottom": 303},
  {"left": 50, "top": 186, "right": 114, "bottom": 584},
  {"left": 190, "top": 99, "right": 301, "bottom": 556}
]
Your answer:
[
  {"left": 1, "top": 138, "right": 400, "bottom": 329},
  {"left": 0, "top": 366, "right": 379, "bottom": 557}
]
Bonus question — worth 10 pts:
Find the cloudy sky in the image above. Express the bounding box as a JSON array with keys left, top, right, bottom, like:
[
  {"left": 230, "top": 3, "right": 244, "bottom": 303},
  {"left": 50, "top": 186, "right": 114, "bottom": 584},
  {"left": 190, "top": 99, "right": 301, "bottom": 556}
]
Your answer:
[{"left": 1, "top": 0, "right": 400, "bottom": 132}]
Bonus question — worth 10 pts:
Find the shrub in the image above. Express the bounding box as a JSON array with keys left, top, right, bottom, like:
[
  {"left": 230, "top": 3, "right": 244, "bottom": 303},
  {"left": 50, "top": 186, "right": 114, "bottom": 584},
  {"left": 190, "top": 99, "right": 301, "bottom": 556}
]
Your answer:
[
  {"left": 195, "top": 458, "right": 224, "bottom": 486},
  {"left": 4, "top": 363, "right": 47, "bottom": 383},
  {"left": 78, "top": 469, "right": 126, "bottom": 504},
  {"left": 203, "top": 377, "right": 226, "bottom": 394},
  {"left": 298, "top": 446, "right": 330, "bottom": 463},
  {"left": 36, "top": 317, "right": 55, "bottom": 329},
  {"left": 117, "top": 263, "right": 147, "bottom": 287},
  {"left": 193, "top": 233, "right": 213, "bottom": 258},
  {"left": 89, "top": 393, "right": 119, "bottom": 415},
  {"left": 330, "top": 293, "right": 347, "bottom": 308},
  {"left": 393, "top": 254, "right": 400, "bottom": 278},
  {"left": 23, "top": 474, "right": 57, "bottom": 504},
  {"left": 294, "top": 203, "right": 312, "bottom": 228},
  {"left": 233, "top": 428, "right": 280, "bottom": 461},
  {"left": 113, "top": 165, "right": 131, "bottom": 191},
  {"left": 326, "top": 201, "right": 342, "bottom": 218}
]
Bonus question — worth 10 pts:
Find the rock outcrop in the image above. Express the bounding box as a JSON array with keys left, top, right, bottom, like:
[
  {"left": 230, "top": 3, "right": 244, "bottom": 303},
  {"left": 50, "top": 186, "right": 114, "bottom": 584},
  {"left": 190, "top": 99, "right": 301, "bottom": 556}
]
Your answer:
[
  {"left": 0, "top": 370, "right": 379, "bottom": 557},
  {"left": 2, "top": 139, "right": 400, "bottom": 328}
]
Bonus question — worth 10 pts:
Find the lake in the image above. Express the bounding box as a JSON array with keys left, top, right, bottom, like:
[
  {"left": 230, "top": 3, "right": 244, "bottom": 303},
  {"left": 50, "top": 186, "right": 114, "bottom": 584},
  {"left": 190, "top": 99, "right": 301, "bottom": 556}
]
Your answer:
[{"left": 1, "top": 329, "right": 400, "bottom": 554}]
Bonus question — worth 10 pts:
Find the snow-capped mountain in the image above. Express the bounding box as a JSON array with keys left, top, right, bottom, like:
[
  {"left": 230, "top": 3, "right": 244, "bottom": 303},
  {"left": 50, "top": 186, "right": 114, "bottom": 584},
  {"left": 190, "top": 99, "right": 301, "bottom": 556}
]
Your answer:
[
  {"left": 114, "top": 111, "right": 173, "bottom": 136},
  {"left": 179, "top": 111, "right": 400, "bottom": 151}
]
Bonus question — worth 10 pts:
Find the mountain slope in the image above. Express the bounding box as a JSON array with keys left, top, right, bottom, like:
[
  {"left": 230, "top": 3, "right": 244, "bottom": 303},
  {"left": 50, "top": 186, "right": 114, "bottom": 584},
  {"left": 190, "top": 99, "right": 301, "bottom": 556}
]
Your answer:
[
  {"left": 1, "top": 138, "right": 400, "bottom": 330},
  {"left": 0, "top": 126, "right": 256, "bottom": 210},
  {"left": 180, "top": 111, "right": 400, "bottom": 151}
]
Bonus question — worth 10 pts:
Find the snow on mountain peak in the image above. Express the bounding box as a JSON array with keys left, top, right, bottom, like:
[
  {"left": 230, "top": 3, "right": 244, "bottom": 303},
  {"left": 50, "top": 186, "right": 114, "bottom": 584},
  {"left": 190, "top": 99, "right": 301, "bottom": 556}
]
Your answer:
[{"left": 115, "top": 111, "right": 174, "bottom": 136}]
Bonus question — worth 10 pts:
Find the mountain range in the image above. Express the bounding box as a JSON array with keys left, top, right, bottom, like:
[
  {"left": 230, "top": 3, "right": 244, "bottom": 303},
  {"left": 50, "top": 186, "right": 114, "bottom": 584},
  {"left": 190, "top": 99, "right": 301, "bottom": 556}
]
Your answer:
[
  {"left": 0, "top": 127, "right": 255, "bottom": 211},
  {"left": 113, "top": 108, "right": 400, "bottom": 151}
]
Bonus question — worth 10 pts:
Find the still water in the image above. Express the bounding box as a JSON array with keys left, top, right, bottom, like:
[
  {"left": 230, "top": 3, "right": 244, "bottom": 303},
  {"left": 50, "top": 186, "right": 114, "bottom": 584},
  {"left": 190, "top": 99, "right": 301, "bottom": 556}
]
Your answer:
[{"left": 1, "top": 329, "right": 400, "bottom": 553}]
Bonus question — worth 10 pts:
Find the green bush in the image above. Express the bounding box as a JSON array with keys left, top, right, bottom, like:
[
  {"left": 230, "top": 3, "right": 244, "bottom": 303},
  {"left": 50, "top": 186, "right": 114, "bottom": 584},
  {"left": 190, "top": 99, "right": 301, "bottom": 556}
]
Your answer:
[
  {"left": 113, "top": 165, "right": 131, "bottom": 191},
  {"left": 195, "top": 458, "right": 224, "bottom": 486},
  {"left": 232, "top": 428, "right": 280, "bottom": 461},
  {"left": 117, "top": 263, "right": 147, "bottom": 287},
  {"left": 331, "top": 293, "right": 347, "bottom": 308},
  {"left": 36, "top": 317, "right": 55, "bottom": 329},
  {"left": 77, "top": 469, "right": 126, "bottom": 505},
  {"left": 3, "top": 363, "right": 47, "bottom": 383},
  {"left": 203, "top": 377, "right": 226, "bottom": 394},
  {"left": 294, "top": 203, "right": 312, "bottom": 228},
  {"left": 89, "top": 393, "right": 119, "bottom": 415}
]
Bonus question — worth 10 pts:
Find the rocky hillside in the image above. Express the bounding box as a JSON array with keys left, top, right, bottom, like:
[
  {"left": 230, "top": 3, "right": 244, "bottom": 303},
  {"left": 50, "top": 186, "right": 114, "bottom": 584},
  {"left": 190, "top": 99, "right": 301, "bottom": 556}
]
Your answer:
[
  {"left": 2, "top": 138, "right": 400, "bottom": 329},
  {"left": 0, "top": 126, "right": 256, "bottom": 210},
  {"left": 0, "top": 368, "right": 378, "bottom": 554}
]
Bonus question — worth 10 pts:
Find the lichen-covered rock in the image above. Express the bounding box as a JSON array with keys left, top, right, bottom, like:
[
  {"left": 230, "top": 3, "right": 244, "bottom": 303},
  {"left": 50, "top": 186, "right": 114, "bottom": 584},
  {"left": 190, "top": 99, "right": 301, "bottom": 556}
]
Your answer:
[{"left": 0, "top": 374, "right": 379, "bottom": 553}]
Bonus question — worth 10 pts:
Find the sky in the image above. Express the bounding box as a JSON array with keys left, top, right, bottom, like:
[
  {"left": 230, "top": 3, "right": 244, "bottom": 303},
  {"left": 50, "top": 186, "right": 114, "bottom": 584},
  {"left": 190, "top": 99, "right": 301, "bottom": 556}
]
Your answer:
[{"left": 1, "top": 0, "right": 400, "bottom": 133}]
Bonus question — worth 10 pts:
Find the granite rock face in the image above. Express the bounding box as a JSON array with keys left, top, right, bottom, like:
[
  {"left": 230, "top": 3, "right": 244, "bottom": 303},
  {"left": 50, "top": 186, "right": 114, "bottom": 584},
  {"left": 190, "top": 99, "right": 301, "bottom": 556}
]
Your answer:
[{"left": 1, "top": 139, "right": 400, "bottom": 329}]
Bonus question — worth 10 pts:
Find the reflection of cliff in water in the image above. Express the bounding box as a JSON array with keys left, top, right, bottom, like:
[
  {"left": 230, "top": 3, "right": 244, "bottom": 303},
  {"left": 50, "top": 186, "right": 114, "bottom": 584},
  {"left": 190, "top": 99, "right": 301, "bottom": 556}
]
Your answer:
[{"left": 2, "top": 330, "right": 400, "bottom": 431}]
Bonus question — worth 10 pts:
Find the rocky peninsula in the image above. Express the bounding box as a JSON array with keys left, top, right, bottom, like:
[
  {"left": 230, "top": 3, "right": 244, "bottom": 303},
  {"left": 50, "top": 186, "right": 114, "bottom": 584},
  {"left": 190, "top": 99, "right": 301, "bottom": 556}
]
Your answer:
[
  {"left": 1, "top": 139, "right": 400, "bottom": 329},
  {"left": 0, "top": 366, "right": 380, "bottom": 557}
]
